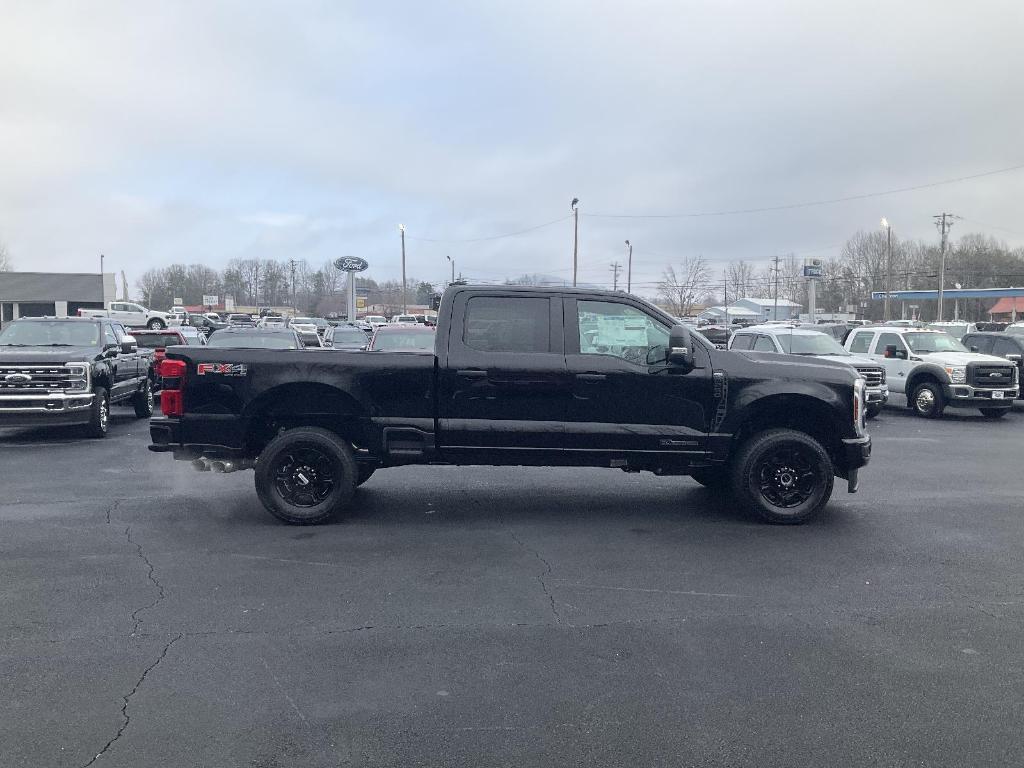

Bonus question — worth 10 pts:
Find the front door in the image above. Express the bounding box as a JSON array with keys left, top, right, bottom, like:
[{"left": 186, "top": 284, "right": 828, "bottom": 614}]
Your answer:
[
  {"left": 871, "top": 331, "right": 914, "bottom": 393},
  {"left": 564, "top": 298, "right": 712, "bottom": 459},
  {"left": 438, "top": 292, "right": 572, "bottom": 456}
]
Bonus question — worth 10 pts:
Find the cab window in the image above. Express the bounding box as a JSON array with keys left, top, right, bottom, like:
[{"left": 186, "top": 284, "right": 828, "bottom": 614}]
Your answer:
[
  {"left": 577, "top": 300, "right": 669, "bottom": 365},
  {"left": 966, "top": 335, "right": 993, "bottom": 354},
  {"left": 752, "top": 335, "right": 777, "bottom": 352},
  {"left": 464, "top": 296, "right": 550, "bottom": 353},
  {"left": 848, "top": 331, "right": 873, "bottom": 354},
  {"left": 873, "top": 332, "right": 905, "bottom": 356},
  {"left": 102, "top": 324, "right": 118, "bottom": 347},
  {"left": 111, "top": 302, "right": 127, "bottom": 312},
  {"left": 730, "top": 334, "right": 754, "bottom": 350},
  {"left": 993, "top": 338, "right": 1018, "bottom": 357}
]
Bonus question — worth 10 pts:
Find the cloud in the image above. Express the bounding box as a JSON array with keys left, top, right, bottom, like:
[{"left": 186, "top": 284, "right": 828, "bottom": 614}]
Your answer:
[{"left": 1, "top": 0, "right": 1022, "bottom": 294}]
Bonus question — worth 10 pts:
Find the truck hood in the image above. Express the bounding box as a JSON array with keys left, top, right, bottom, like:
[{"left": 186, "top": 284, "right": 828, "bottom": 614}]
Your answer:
[
  {"left": 730, "top": 350, "right": 860, "bottom": 383},
  {"left": 0, "top": 346, "right": 97, "bottom": 365},
  {"left": 916, "top": 351, "right": 1010, "bottom": 366}
]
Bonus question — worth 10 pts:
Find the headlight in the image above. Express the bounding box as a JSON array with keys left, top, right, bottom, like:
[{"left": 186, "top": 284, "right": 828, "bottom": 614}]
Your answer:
[
  {"left": 65, "top": 363, "right": 90, "bottom": 392},
  {"left": 944, "top": 366, "right": 966, "bottom": 384}
]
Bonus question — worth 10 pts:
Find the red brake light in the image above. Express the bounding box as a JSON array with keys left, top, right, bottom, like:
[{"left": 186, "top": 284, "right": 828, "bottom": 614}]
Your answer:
[{"left": 159, "top": 359, "right": 187, "bottom": 417}]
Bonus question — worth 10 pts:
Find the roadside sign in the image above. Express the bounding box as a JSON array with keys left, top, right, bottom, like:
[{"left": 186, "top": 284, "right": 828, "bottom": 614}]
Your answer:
[
  {"left": 202, "top": 294, "right": 218, "bottom": 306},
  {"left": 802, "top": 258, "right": 823, "bottom": 279},
  {"left": 334, "top": 256, "right": 369, "bottom": 272},
  {"left": 356, "top": 297, "right": 366, "bottom": 309},
  {"left": 173, "top": 296, "right": 184, "bottom": 305}
]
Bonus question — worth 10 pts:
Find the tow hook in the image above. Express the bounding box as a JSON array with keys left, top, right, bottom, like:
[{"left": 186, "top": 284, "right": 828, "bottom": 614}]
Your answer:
[{"left": 847, "top": 469, "right": 859, "bottom": 494}]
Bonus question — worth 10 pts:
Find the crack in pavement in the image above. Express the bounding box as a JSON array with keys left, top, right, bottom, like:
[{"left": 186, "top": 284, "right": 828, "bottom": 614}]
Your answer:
[
  {"left": 79, "top": 633, "right": 183, "bottom": 768},
  {"left": 105, "top": 498, "right": 122, "bottom": 525},
  {"left": 506, "top": 528, "right": 562, "bottom": 624},
  {"left": 124, "top": 525, "right": 167, "bottom": 637}
]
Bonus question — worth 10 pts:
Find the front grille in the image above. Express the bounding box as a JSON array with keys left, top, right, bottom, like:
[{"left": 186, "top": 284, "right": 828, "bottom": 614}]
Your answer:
[
  {"left": 855, "top": 366, "right": 886, "bottom": 386},
  {"left": 0, "top": 365, "right": 84, "bottom": 395},
  {"left": 967, "top": 363, "right": 1015, "bottom": 389}
]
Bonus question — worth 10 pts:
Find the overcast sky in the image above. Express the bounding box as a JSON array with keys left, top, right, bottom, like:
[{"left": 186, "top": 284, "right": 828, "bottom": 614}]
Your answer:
[{"left": 2, "top": 0, "right": 1022, "bottom": 294}]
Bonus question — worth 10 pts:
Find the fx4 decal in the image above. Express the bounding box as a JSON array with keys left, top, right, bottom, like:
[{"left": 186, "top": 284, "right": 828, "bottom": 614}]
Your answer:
[{"left": 196, "top": 363, "right": 248, "bottom": 376}]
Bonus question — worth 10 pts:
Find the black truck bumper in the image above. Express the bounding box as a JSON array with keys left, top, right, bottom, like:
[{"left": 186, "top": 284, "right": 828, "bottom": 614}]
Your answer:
[
  {"left": 149, "top": 415, "right": 247, "bottom": 460},
  {"left": 841, "top": 435, "right": 871, "bottom": 493}
]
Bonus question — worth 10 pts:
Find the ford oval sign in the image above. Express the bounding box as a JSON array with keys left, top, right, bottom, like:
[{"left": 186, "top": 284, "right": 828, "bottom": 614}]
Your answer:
[{"left": 334, "top": 256, "right": 369, "bottom": 272}]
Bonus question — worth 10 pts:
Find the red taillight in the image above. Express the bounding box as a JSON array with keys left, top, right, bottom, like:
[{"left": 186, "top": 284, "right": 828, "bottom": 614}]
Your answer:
[{"left": 159, "top": 359, "right": 187, "bottom": 417}]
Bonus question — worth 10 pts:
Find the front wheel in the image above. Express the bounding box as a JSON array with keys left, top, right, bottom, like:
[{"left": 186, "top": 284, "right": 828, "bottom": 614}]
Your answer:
[
  {"left": 84, "top": 386, "right": 109, "bottom": 439},
  {"left": 731, "top": 429, "right": 834, "bottom": 524},
  {"left": 254, "top": 427, "right": 358, "bottom": 525},
  {"left": 911, "top": 381, "right": 945, "bottom": 419},
  {"left": 147, "top": 318, "right": 166, "bottom": 330},
  {"left": 132, "top": 379, "right": 154, "bottom": 418},
  {"left": 865, "top": 404, "right": 883, "bottom": 419},
  {"left": 980, "top": 407, "right": 1008, "bottom": 419}
]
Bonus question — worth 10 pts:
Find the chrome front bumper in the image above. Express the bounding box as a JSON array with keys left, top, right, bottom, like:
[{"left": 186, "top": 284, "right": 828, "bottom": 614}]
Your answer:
[{"left": 0, "top": 392, "right": 95, "bottom": 426}]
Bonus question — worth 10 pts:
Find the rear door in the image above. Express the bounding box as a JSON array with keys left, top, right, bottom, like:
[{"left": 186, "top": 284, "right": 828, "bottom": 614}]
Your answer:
[
  {"left": 564, "top": 297, "right": 712, "bottom": 457},
  {"left": 439, "top": 292, "right": 571, "bottom": 455}
]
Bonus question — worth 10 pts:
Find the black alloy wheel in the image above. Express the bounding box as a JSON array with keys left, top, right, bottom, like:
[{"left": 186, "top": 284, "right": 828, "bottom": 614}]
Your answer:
[{"left": 255, "top": 427, "right": 358, "bottom": 524}]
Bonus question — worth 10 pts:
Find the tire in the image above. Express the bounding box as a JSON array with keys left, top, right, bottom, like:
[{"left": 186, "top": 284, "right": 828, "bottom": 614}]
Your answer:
[
  {"left": 690, "top": 467, "right": 730, "bottom": 490},
  {"left": 731, "top": 428, "right": 834, "bottom": 524},
  {"left": 980, "top": 407, "right": 1008, "bottom": 419},
  {"left": 132, "top": 379, "right": 154, "bottom": 418},
  {"left": 84, "top": 386, "right": 110, "bottom": 439},
  {"left": 865, "top": 404, "right": 883, "bottom": 420},
  {"left": 910, "top": 381, "right": 945, "bottom": 419},
  {"left": 147, "top": 318, "right": 166, "bottom": 330},
  {"left": 356, "top": 465, "right": 377, "bottom": 486},
  {"left": 254, "top": 427, "right": 358, "bottom": 525}
]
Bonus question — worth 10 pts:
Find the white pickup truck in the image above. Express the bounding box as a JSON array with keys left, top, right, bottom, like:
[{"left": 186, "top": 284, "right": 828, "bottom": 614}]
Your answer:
[{"left": 78, "top": 301, "right": 171, "bottom": 329}]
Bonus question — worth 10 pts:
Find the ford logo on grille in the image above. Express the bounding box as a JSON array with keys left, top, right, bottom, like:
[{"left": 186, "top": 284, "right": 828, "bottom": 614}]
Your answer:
[
  {"left": 4, "top": 373, "right": 32, "bottom": 384},
  {"left": 989, "top": 372, "right": 1002, "bottom": 377}
]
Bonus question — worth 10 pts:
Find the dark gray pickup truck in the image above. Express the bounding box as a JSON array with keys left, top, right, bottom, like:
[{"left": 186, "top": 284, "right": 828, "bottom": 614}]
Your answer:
[
  {"left": 0, "top": 316, "right": 155, "bottom": 437},
  {"left": 150, "top": 285, "right": 871, "bottom": 525}
]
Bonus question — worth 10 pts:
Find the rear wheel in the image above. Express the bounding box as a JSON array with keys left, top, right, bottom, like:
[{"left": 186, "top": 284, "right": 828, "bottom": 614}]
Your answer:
[
  {"left": 254, "top": 427, "right": 357, "bottom": 525},
  {"left": 132, "top": 379, "right": 154, "bottom": 418},
  {"left": 731, "top": 429, "right": 834, "bottom": 524},
  {"left": 980, "top": 407, "right": 1008, "bottom": 419},
  {"left": 147, "top": 318, "right": 166, "bottom": 330},
  {"left": 84, "top": 386, "right": 109, "bottom": 439},
  {"left": 910, "top": 381, "right": 945, "bottom": 419}
]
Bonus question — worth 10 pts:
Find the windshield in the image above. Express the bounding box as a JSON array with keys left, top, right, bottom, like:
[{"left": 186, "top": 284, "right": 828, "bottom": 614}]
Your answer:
[
  {"left": 372, "top": 330, "right": 435, "bottom": 351},
  {"left": 0, "top": 320, "right": 100, "bottom": 346},
  {"left": 776, "top": 333, "right": 850, "bottom": 356},
  {"left": 1007, "top": 325, "right": 1024, "bottom": 337},
  {"left": 291, "top": 317, "right": 315, "bottom": 325},
  {"left": 332, "top": 328, "right": 367, "bottom": 342},
  {"left": 206, "top": 333, "right": 298, "bottom": 349},
  {"left": 135, "top": 333, "right": 183, "bottom": 348},
  {"left": 904, "top": 332, "right": 968, "bottom": 353}
]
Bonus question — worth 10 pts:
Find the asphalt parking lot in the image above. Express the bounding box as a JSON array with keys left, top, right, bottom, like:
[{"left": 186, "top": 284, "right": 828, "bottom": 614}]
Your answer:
[{"left": 2, "top": 398, "right": 1023, "bottom": 767}]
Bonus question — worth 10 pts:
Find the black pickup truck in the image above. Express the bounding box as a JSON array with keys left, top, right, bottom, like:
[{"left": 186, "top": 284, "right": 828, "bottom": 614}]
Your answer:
[
  {"left": 150, "top": 285, "right": 871, "bottom": 524},
  {"left": 0, "top": 317, "right": 155, "bottom": 437}
]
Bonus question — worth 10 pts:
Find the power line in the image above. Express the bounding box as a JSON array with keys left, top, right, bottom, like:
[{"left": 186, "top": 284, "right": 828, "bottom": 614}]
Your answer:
[
  {"left": 583, "top": 162, "right": 1024, "bottom": 219},
  {"left": 407, "top": 215, "right": 571, "bottom": 243}
]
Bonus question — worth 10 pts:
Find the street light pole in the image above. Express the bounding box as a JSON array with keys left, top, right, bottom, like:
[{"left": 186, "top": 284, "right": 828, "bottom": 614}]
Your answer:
[
  {"left": 625, "top": 240, "right": 633, "bottom": 294},
  {"left": 100, "top": 253, "right": 105, "bottom": 276},
  {"left": 446, "top": 255, "right": 455, "bottom": 286},
  {"left": 881, "top": 218, "right": 892, "bottom": 322},
  {"left": 399, "top": 224, "right": 407, "bottom": 313},
  {"left": 571, "top": 198, "right": 579, "bottom": 287}
]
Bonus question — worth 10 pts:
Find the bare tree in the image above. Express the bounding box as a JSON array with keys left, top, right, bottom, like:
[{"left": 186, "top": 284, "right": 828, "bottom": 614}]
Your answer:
[
  {"left": 0, "top": 240, "right": 12, "bottom": 271},
  {"left": 726, "top": 260, "right": 755, "bottom": 300},
  {"left": 657, "top": 256, "right": 711, "bottom": 317}
]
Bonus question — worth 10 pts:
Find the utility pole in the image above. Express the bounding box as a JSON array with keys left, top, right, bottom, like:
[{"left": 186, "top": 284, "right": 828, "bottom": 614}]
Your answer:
[
  {"left": 610, "top": 261, "right": 622, "bottom": 291},
  {"left": 624, "top": 240, "right": 633, "bottom": 294},
  {"left": 254, "top": 262, "right": 260, "bottom": 308},
  {"left": 723, "top": 270, "right": 729, "bottom": 327},
  {"left": 571, "top": 198, "right": 580, "bottom": 287},
  {"left": 99, "top": 253, "right": 105, "bottom": 276},
  {"left": 933, "top": 213, "right": 956, "bottom": 322},
  {"left": 399, "top": 224, "right": 407, "bottom": 313},
  {"left": 288, "top": 259, "right": 298, "bottom": 312},
  {"left": 881, "top": 218, "right": 893, "bottom": 321},
  {"left": 772, "top": 255, "right": 781, "bottom": 320},
  {"left": 446, "top": 255, "right": 455, "bottom": 286}
]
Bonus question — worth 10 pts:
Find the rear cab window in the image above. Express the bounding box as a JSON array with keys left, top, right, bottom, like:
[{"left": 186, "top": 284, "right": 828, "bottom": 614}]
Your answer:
[
  {"left": 848, "top": 331, "right": 873, "bottom": 354},
  {"left": 463, "top": 296, "right": 552, "bottom": 353}
]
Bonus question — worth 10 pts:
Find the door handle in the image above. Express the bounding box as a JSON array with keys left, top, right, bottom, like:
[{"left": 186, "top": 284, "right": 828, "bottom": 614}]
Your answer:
[
  {"left": 456, "top": 369, "right": 487, "bottom": 379},
  {"left": 575, "top": 373, "right": 607, "bottom": 382}
]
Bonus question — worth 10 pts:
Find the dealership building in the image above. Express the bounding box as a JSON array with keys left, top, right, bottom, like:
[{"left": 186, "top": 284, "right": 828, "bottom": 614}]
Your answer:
[{"left": 0, "top": 272, "right": 117, "bottom": 328}]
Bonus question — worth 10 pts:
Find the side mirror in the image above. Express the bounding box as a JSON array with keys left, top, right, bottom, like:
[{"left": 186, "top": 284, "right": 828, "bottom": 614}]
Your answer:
[
  {"left": 667, "top": 325, "right": 695, "bottom": 370},
  {"left": 120, "top": 335, "right": 137, "bottom": 354},
  {"left": 895, "top": 349, "right": 908, "bottom": 361}
]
